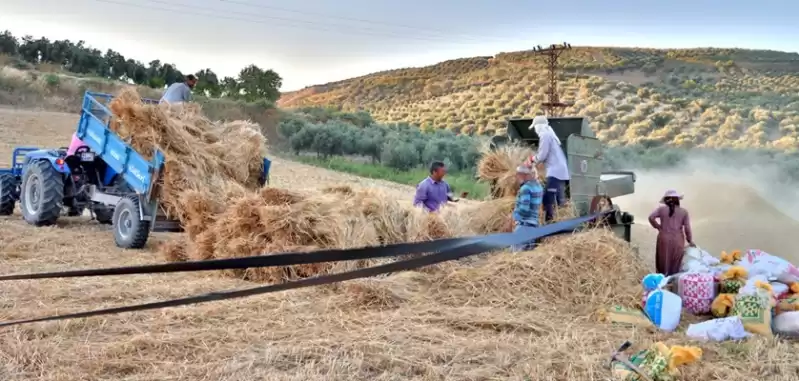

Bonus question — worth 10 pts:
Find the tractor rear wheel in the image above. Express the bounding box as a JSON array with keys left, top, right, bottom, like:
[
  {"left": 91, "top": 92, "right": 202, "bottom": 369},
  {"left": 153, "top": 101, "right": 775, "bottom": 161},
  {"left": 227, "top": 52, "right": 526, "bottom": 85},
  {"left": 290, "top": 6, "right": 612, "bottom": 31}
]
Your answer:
[
  {"left": 20, "top": 160, "right": 64, "bottom": 226},
  {"left": 112, "top": 195, "right": 150, "bottom": 249},
  {"left": 0, "top": 173, "right": 17, "bottom": 215}
]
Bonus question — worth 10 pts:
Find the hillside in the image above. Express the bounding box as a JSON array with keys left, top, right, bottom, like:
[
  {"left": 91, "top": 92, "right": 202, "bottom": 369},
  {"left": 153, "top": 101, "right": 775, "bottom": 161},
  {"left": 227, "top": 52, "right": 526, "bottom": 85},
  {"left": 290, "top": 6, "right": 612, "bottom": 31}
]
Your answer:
[{"left": 279, "top": 47, "right": 799, "bottom": 150}]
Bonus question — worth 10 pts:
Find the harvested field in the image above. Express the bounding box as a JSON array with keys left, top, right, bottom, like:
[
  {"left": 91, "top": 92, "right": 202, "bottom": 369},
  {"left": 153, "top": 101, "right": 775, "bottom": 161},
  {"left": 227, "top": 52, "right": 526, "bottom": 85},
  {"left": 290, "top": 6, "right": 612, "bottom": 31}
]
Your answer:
[{"left": 1, "top": 105, "right": 799, "bottom": 380}]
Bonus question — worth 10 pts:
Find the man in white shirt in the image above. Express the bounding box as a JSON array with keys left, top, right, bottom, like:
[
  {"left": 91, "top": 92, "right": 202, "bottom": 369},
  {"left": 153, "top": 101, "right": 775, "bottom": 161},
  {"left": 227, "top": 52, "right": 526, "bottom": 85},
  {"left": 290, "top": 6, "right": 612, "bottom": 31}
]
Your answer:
[
  {"left": 524, "top": 115, "right": 570, "bottom": 222},
  {"left": 160, "top": 74, "right": 197, "bottom": 104}
]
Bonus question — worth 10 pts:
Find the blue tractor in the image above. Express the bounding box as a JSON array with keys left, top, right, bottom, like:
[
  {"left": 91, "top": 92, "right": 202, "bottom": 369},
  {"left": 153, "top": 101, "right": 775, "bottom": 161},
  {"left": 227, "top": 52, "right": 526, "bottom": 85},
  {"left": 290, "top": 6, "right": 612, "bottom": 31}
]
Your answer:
[{"left": 0, "top": 92, "right": 272, "bottom": 249}]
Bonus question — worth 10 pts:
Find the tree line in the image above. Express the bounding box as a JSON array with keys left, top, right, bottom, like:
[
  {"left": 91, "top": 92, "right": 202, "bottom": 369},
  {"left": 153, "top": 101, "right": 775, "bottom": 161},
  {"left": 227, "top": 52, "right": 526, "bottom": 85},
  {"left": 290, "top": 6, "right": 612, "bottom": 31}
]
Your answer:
[
  {"left": 279, "top": 111, "right": 481, "bottom": 173},
  {"left": 0, "top": 30, "right": 282, "bottom": 102}
]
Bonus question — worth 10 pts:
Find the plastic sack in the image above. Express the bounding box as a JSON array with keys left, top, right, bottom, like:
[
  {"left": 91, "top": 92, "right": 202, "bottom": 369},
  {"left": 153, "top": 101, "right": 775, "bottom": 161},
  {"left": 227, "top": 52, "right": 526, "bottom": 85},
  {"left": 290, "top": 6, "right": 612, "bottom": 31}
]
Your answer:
[
  {"left": 771, "top": 282, "right": 790, "bottom": 299},
  {"left": 720, "top": 250, "right": 742, "bottom": 264},
  {"left": 731, "top": 294, "right": 773, "bottom": 336},
  {"left": 711, "top": 294, "right": 735, "bottom": 317},
  {"left": 642, "top": 273, "right": 666, "bottom": 291},
  {"left": 738, "top": 249, "right": 799, "bottom": 284},
  {"left": 776, "top": 297, "right": 799, "bottom": 315},
  {"left": 644, "top": 288, "right": 682, "bottom": 332},
  {"left": 678, "top": 272, "right": 716, "bottom": 315},
  {"left": 710, "top": 263, "right": 732, "bottom": 281},
  {"left": 686, "top": 316, "right": 750, "bottom": 342},
  {"left": 719, "top": 266, "right": 748, "bottom": 294},
  {"left": 682, "top": 246, "right": 720, "bottom": 272},
  {"left": 601, "top": 305, "right": 654, "bottom": 328},
  {"left": 774, "top": 311, "right": 799, "bottom": 335},
  {"left": 611, "top": 342, "right": 701, "bottom": 381}
]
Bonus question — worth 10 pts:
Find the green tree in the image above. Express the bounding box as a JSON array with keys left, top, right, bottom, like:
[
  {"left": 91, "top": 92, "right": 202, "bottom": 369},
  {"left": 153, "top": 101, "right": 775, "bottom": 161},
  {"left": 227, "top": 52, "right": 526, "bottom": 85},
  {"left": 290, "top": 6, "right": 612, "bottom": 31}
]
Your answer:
[
  {"left": 0, "top": 30, "right": 17, "bottom": 54},
  {"left": 236, "top": 64, "right": 282, "bottom": 102}
]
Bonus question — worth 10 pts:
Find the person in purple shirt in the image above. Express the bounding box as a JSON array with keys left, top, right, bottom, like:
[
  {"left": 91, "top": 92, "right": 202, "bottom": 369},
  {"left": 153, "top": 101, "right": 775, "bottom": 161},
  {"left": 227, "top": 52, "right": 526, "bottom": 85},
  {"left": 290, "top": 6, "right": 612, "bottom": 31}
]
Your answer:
[{"left": 413, "top": 161, "right": 453, "bottom": 212}]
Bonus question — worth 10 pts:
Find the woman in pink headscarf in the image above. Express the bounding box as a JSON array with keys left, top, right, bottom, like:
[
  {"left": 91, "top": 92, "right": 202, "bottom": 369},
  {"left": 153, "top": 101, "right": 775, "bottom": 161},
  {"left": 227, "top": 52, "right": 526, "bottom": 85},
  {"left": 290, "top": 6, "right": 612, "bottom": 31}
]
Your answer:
[{"left": 648, "top": 190, "right": 695, "bottom": 276}]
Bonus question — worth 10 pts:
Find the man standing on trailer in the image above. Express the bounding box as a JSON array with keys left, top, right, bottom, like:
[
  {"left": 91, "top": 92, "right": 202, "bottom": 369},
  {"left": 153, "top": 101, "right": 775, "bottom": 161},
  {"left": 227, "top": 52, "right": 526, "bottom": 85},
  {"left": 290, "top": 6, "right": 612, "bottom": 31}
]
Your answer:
[
  {"left": 525, "top": 115, "right": 570, "bottom": 222},
  {"left": 160, "top": 74, "right": 198, "bottom": 104}
]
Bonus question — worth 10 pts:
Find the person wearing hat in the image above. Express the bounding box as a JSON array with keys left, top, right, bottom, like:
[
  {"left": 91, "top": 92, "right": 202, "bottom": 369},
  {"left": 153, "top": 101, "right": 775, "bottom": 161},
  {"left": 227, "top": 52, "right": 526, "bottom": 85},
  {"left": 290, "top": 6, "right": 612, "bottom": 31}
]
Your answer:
[
  {"left": 510, "top": 165, "right": 544, "bottom": 251},
  {"left": 524, "top": 115, "right": 570, "bottom": 222},
  {"left": 648, "top": 190, "right": 695, "bottom": 276}
]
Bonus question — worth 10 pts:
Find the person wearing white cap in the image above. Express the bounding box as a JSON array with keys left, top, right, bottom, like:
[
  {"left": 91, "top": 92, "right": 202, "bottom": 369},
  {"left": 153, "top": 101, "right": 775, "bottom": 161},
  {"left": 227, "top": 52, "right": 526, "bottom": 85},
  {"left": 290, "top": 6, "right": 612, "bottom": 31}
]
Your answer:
[
  {"left": 510, "top": 165, "right": 544, "bottom": 251},
  {"left": 524, "top": 115, "right": 570, "bottom": 222},
  {"left": 648, "top": 189, "right": 695, "bottom": 276}
]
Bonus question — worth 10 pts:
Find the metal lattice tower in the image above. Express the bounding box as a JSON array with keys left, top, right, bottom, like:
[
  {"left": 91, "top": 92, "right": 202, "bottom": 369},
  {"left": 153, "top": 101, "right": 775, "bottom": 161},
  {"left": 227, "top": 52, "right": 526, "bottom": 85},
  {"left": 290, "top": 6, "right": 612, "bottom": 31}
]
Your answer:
[{"left": 533, "top": 42, "right": 572, "bottom": 117}]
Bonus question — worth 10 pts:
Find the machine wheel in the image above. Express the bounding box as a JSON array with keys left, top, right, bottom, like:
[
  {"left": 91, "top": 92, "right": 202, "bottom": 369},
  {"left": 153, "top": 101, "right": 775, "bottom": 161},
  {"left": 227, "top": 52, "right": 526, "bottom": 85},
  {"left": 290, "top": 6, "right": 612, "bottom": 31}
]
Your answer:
[
  {"left": 0, "top": 173, "right": 17, "bottom": 215},
  {"left": 20, "top": 160, "right": 64, "bottom": 226},
  {"left": 112, "top": 195, "right": 150, "bottom": 249}
]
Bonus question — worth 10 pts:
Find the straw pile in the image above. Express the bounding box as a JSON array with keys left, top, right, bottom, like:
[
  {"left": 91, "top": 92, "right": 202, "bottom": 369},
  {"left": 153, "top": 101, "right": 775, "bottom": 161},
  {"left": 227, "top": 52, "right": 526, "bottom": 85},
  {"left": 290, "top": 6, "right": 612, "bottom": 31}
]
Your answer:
[{"left": 108, "top": 88, "right": 265, "bottom": 220}]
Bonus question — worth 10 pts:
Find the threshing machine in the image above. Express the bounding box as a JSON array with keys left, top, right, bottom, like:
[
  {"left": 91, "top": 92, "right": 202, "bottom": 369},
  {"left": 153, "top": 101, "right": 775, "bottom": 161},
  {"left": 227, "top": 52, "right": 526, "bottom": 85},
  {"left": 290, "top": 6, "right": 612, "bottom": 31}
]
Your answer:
[
  {"left": 490, "top": 117, "right": 635, "bottom": 242},
  {"left": 0, "top": 92, "right": 272, "bottom": 249}
]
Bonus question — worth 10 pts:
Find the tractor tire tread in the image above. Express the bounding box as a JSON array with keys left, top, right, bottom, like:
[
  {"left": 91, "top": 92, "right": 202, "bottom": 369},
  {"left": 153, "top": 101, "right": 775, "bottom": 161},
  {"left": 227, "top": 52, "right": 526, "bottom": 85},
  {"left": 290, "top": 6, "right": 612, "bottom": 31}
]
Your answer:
[
  {"left": 0, "top": 173, "right": 16, "bottom": 216},
  {"left": 113, "top": 195, "right": 150, "bottom": 249},
  {"left": 21, "top": 160, "right": 64, "bottom": 226}
]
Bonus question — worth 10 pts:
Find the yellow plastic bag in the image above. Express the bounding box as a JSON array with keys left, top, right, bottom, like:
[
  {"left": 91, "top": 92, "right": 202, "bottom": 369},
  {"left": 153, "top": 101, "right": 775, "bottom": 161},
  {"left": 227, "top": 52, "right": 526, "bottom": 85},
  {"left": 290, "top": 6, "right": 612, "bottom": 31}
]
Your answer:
[
  {"left": 600, "top": 305, "right": 654, "bottom": 328},
  {"left": 732, "top": 294, "right": 773, "bottom": 336},
  {"left": 720, "top": 250, "right": 742, "bottom": 264},
  {"left": 711, "top": 293, "right": 735, "bottom": 317},
  {"left": 611, "top": 342, "right": 702, "bottom": 381},
  {"left": 719, "top": 266, "right": 748, "bottom": 294}
]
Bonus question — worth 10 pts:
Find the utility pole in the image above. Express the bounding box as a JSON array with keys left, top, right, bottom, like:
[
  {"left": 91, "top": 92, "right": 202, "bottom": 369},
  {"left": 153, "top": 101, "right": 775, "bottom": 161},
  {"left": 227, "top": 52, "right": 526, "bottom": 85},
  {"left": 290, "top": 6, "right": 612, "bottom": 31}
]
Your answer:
[{"left": 532, "top": 42, "right": 572, "bottom": 117}]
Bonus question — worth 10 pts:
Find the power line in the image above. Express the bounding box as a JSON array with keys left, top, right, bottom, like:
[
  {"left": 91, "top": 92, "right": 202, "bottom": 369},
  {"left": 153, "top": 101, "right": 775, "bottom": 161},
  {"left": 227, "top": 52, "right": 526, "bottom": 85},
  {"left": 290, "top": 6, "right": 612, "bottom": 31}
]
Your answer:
[
  {"left": 92, "top": 0, "right": 497, "bottom": 45},
  {"left": 218, "top": 0, "right": 505, "bottom": 42}
]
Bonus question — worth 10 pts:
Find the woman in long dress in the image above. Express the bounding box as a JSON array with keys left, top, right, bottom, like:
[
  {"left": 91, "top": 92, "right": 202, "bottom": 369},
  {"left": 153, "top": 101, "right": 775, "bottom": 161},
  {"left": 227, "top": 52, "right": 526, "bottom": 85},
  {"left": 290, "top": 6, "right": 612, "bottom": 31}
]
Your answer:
[{"left": 648, "top": 190, "right": 695, "bottom": 275}]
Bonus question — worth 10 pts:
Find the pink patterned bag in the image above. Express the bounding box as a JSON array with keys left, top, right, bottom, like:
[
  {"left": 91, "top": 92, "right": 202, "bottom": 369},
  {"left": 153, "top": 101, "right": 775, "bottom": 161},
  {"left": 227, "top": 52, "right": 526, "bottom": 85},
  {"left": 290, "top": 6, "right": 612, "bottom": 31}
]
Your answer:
[{"left": 678, "top": 273, "right": 716, "bottom": 314}]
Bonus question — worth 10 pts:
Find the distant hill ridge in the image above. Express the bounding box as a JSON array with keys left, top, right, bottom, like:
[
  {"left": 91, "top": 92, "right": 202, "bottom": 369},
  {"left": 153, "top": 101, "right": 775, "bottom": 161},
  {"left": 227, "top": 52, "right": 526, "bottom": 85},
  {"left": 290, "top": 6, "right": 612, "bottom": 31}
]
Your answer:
[{"left": 278, "top": 46, "right": 799, "bottom": 151}]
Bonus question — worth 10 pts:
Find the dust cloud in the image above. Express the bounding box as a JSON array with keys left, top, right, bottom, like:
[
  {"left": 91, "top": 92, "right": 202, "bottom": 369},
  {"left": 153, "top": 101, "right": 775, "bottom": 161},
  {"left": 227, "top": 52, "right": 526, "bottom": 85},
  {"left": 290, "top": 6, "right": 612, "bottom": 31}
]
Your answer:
[{"left": 611, "top": 155, "right": 799, "bottom": 265}]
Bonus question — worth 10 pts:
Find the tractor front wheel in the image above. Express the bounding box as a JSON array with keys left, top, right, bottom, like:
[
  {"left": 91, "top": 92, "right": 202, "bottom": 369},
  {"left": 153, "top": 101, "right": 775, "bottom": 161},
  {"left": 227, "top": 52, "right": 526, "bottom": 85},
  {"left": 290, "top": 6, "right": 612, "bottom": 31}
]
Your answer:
[
  {"left": 20, "top": 160, "right": 64, "bottom": 226},
  {"left": 112, "top": 195, "right": 150, "bottom": 249},
  {"left": 0, "top": 173, "right": 18, "bottom": 215}
]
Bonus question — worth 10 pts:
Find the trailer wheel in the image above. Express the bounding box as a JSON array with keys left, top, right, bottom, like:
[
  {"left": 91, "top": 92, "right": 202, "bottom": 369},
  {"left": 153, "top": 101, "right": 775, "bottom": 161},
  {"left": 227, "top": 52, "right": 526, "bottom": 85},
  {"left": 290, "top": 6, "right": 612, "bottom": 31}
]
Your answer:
[
  {"left": 0, "top": 173, "right": 17, "bottom": 215},
  {"left": 20, "top": 160, "right": 64, "bottom": 226},
  {"left": 112, "top": 195, "right": 150, "bottom": 249}
]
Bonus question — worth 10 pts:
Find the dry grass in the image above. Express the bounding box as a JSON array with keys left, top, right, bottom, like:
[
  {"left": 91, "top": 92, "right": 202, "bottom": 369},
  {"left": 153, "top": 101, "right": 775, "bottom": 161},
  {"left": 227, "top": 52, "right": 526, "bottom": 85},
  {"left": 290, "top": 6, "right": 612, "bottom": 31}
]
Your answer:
[{"left": 1, "top": 102, "right": 799, "bottom": 380}]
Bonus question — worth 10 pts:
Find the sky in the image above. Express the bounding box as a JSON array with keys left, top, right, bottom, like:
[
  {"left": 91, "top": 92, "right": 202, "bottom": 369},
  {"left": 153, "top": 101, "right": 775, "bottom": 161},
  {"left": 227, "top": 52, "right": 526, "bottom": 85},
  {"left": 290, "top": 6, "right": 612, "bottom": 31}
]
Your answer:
[{"left": 1, "top": 0, "right": 798, "bottom": 91}]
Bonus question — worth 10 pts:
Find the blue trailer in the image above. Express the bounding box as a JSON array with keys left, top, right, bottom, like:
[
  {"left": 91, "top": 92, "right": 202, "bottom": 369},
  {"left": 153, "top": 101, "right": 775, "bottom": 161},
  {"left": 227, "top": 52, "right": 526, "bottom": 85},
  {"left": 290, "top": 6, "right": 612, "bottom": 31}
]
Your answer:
[{"left": 0, "top": 91, "right": 272, "bottom": 249}]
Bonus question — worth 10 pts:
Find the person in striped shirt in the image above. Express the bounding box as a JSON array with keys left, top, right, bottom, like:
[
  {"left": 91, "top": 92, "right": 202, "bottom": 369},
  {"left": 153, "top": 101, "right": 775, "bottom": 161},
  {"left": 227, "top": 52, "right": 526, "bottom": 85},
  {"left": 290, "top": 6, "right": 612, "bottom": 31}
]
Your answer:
[{"left": 511, "top": 165, "right": 544, "bottom": 251}]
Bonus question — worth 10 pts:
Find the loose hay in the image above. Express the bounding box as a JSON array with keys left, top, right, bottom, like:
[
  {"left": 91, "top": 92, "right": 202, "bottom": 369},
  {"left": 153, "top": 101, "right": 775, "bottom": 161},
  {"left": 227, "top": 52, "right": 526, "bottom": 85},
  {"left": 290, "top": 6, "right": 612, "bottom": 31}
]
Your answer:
[
  {"left": 108, "top": 88, "right": 265, "bottom": 221},
  {"left": 477, "top": 143, "right": 533, "bottom": 198}
]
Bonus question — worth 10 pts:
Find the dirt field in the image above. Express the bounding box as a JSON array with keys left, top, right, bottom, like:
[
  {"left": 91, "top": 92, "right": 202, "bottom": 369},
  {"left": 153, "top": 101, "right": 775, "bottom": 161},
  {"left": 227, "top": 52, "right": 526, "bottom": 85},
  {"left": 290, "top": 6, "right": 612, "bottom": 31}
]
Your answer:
[{"left": 1, "top": 108, "right": 799, "bottom": 380}]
